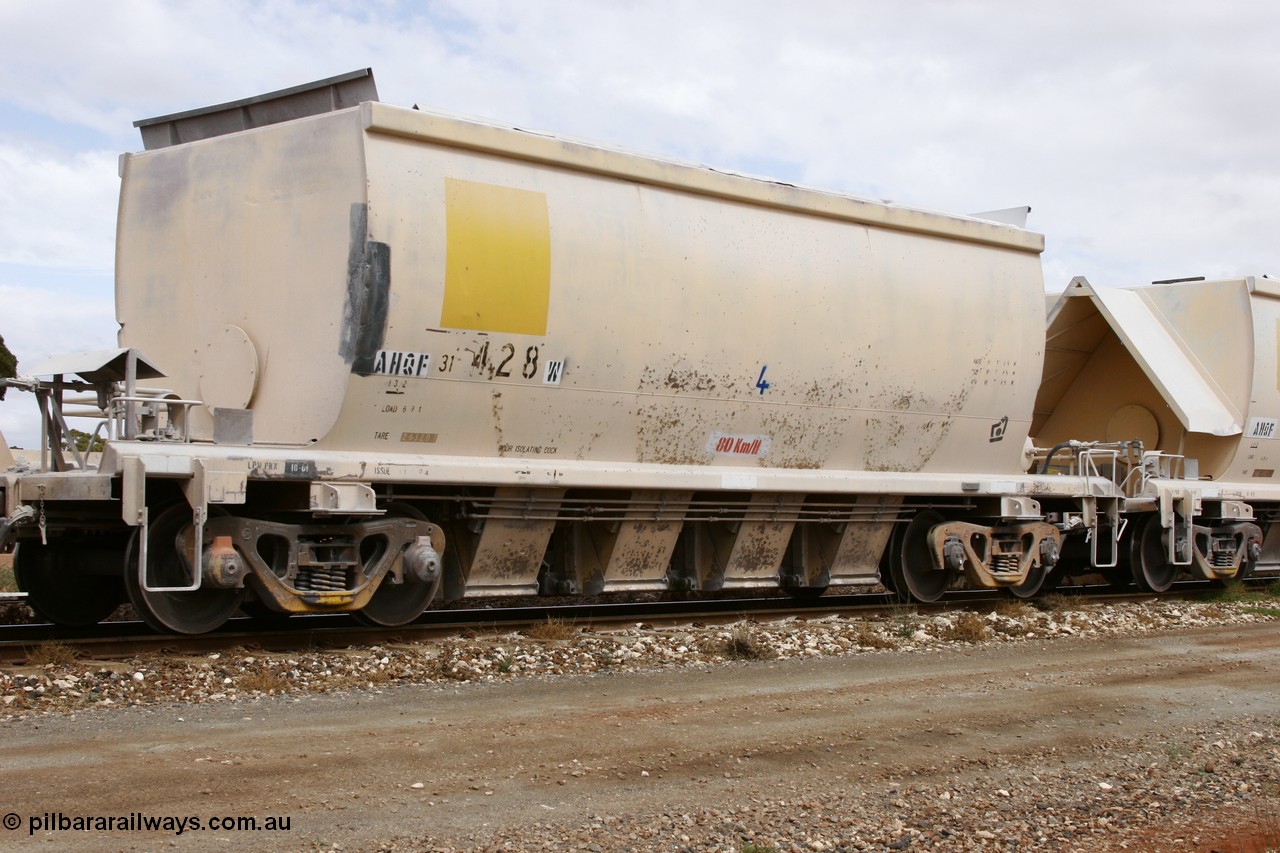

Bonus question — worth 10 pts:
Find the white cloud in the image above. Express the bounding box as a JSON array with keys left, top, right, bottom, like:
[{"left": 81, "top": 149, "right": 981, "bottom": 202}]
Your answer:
[{"left": 0, "top": 141, "right": 118, "bottom": 269}]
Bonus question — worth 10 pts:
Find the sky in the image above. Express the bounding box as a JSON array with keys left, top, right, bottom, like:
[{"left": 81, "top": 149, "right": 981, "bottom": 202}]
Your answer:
[{"left": 2, "top": 0, "right": 1278, "bottom": 448}]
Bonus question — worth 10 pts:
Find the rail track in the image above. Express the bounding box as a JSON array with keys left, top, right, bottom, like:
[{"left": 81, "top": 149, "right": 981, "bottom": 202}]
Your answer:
[{"left": 0, "top": 582, "right": 1240, "bottom": 665}]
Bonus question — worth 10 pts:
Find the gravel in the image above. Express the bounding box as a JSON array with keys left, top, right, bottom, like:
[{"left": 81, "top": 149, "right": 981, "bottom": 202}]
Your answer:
[
  {"left": 3, "top": 594, "right": 1276, "bottom": 720},
  {"left": 388, "top": 718, "right": 1280, "bottom": 852}
]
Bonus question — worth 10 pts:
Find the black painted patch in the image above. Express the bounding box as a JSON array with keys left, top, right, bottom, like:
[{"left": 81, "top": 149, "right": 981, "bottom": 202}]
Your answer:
[
  {"left": 341, "top": 203, "right": 392, "bottom": 374},
  {"left": 284, "top": 459, "right": 318, "bottom": 478}
]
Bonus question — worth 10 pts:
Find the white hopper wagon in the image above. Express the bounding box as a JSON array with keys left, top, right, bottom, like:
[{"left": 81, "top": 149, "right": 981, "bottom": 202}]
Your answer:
[{"left": 1, "top": 70, "right": 1151, "bottom": 633}]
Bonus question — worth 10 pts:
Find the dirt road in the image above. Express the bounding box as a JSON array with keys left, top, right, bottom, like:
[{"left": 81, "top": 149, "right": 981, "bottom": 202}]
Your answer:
[{"left": 2, "top": 621, "right": 1279, "bottom": 852}]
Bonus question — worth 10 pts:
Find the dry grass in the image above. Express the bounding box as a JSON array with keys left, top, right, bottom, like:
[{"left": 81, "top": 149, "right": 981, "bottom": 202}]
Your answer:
[
  {"left": 939, "top": 611, "right": 990, "bottom": 643},
  {"left": 429, "top": 640, "right": 471, "bottom": 681},
  {"left": 993, "top": 599, "right": 1035, "bottom": 618},
  {"left": 524, "top": 617, "right": 577, "bottom": 642},
  {"left": 237, "top": 668, "right": 289, "bottom": 694},
  {"left": 25, "top": 640, "right": 77, "bottom": 667},
  {"left": 1200, "top": 603, "right": 1231, "bottom": 620},
  {"left": 1203, "top": 800, "right": 1280, "bottom": 853},
  {"left": 1035, "top": 593, "right": 1075, "bottom": 613},
  {"left": 714, "top": 625, "right": 776, "bottom": 661},
  {"left": 854, "top": 621, "right": 898, "bottom": 650},
  {"left": 990, "top": 619, "right": 1030, "bottom": 637}
]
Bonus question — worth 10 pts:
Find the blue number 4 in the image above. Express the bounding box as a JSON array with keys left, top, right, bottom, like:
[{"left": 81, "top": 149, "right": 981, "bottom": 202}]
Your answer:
[{"left": 756, "top": 365, "right": 771, "bottom": 396}]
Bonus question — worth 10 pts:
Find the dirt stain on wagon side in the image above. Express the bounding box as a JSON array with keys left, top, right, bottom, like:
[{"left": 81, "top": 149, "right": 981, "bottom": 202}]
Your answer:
[
  {"left": 615, "top": 522, "right": 682, "bottom": 579},
  {"left": 491, "top": 390, "right": 506, "bottom": 454},
  {"left": 479, "top": 543, "right": 544, "bottom": 581},
  {"left": 729, "top": 525, "right": 792, "bottom": 576},
  {"left": 638, "top": 362, "right": 743, "bottom": 397},
  {"left": 636, "top": 403, "right": 710, "bottom": 465},
  {"left": 863, "top": 387, "right": 956, "bottom": 473},
  {"left": 759, "top": 410, "right": 846, "bottom": 469}
]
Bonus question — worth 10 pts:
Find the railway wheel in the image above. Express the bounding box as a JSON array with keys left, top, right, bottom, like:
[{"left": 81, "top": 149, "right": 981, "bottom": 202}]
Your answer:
[
  {"left": 1130, "top": 514, "right": 1179, "bottom": 593},
  {"left": 124, "top": 503, "right": 246, "bottom": 634},
  {"left": 1005, "top": 563, "right": 1047, "bottom": 599},
  {"left": 13, "top": 540, "right": 126, "bottom": 626},
  {"left": 887, "top": 510, "right": 954, "bottom": 603},
  {"left": 353, "top": 504, "right": 441, "bottom": 627}
]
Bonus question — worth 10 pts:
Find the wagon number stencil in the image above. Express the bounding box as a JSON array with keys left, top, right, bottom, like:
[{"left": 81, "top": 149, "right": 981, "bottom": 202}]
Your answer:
[{"left": 374, "top": 344, "right": 564, "bottom": 385}]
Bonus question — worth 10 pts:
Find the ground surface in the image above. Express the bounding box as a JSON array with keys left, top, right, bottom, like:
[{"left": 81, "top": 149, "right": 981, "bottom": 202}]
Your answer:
[{"left": 1, "top": 616, "right": 1279, "bottom": 852}]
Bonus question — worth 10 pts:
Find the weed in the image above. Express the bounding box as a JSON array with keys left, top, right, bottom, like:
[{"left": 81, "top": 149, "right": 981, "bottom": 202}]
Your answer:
[
  {"left": 718, "top": 625, "right": 775, "bottom": 661},
  {"left": 525, "top": 617, "right": 577, "bottom": 642},
  {"left": 990, "top": 618, "right": 1028, "bottom": 637},
  {"left": 496, "top": 654, "right": 516, "bottom": 673},
  {"left": 26, "top": 640, "right": 76, "bottom": 667},
  {"left": 1201, "top": 603, "right": 1230, "bottom": 619},
  {"left": 940, "top": 611, "right": 990, "bottom": 643},
  {"left": 1207, "top": 579, "right": 1280, "bottom": 608},
  {"left": 238, "top": 668, "right": 288, "bottom": 694},
  {"left": 1166, "top": 742, "right": 1188, "bottom": 766},
  {"left": 1207, "top": 580, "right": 1258, "bottom": 603},
  {"left": 430, "top": 641, "right": 471, "bottom": 681},
  {"left": 854, "top": 621, "right": 897, "bottom": 650},
  {"left": 1036, "top": 593, "right": 1072, "bottom": 613},
  {"left": 741, "top": 844, "right": 778, "bottom": 853},
  {"left": 1218, "top": 800, "right": 1280, "bottom": 853},
  {"left": 1244, "top": 606, "right": 1280, "bottom": 619},
  {"left": 993, "top": 599, "right": 1034, "bottom": 618},
  {"left": 889, "top": 605, "right": 920, "bottom": 638},
  {"left": 363, "top": 666, "right": 395, "bottom": 684}
]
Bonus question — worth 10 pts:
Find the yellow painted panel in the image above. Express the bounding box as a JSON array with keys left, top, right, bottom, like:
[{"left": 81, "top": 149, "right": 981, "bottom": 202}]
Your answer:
[{"left": 441, "top": 178, "right": 550, "bottom": 335}]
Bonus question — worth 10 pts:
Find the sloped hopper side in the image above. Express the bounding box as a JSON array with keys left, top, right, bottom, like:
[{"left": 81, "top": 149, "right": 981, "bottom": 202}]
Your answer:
[{"left": 1032, "top": 276, "right": 1254, "bottom": 481}]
